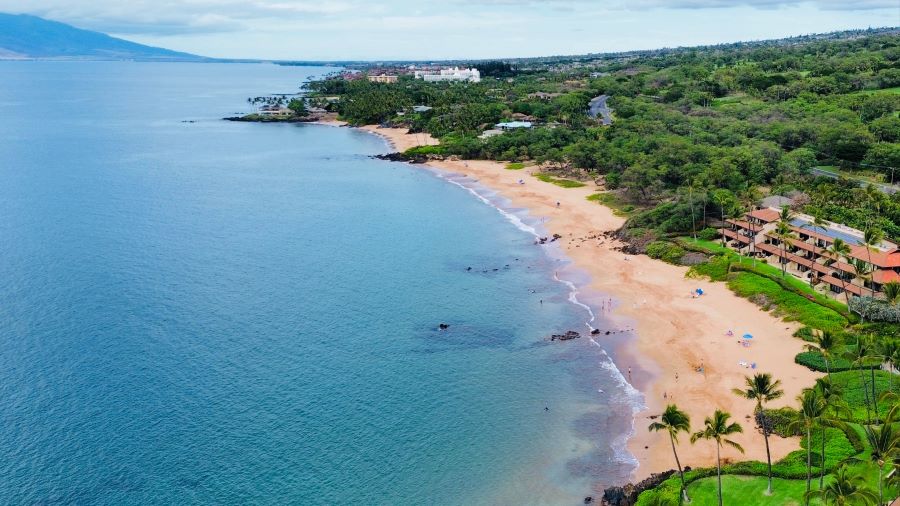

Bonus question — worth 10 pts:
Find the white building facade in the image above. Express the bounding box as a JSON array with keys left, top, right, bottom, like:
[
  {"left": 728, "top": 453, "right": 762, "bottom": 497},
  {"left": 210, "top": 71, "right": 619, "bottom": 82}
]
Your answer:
[{"left": 414, "top": 67, "right": 481, "bottom": 83}]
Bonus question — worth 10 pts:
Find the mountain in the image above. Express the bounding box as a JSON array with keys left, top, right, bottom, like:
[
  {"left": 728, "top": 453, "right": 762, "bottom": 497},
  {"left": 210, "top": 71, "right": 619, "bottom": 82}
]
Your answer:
[{"left": 0, "top": 13, "right": 205, "bottom": 61}]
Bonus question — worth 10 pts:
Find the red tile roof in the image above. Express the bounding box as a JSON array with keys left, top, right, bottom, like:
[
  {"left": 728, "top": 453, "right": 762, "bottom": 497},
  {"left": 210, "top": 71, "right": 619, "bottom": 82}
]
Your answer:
[{"left": 747, "top": 208, "right": 780, "bottom": 223}]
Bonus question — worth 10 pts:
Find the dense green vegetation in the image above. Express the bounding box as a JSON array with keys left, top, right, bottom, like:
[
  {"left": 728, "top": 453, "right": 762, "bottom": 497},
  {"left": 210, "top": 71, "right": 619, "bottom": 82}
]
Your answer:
[{"left": 308, "top": 28, "right": 900, "bottom": 242}]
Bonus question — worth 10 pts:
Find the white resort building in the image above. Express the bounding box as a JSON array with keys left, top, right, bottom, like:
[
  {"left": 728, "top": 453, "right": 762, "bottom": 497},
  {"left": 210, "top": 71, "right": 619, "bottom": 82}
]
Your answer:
[{"left": 414, "top": 67, "right": 481, "bottom": 83}]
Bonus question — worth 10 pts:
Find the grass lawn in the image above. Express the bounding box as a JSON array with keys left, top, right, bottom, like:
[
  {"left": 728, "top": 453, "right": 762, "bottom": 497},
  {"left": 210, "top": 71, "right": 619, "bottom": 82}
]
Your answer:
[
  {"left": 686, "top": 475, "right": 821, "bottom": 506},
  {"left": 679, "top": 237, "right": 850, "bottom": 331},
  {"left": 505, "top": 162, "right": 527, "bottom": 170},
  {"left": 535, "top": 172, "right": 586, "bottom": 188},
  {"left": 830, "top": 370, "right": 894, "bottom": 421},
  {"left": 586, "top": 192, "right": 635, "bottom": 216},
  {"left": 727, "top": 272, "right": 849, "bottom": 331}
]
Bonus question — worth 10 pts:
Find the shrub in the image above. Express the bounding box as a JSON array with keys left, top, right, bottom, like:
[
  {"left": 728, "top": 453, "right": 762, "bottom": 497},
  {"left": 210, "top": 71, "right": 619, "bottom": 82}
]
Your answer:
[
  {"left": 794, "top": 350, "right": 856, "bottom": 372},
  {"left": 697, "top": 227, "right": 719, "bottom": 241},
  {"left": 765, "top": 406, "right": 801, "bottom": 437},
  {"left": 404, "top": 145, "right": 446, "bottom": 156},
  {"left": 646, "top": 241, "right": 686, "bottom": 264},
  {"left": 849, "top": 296, "right": 900, "bottom": 322}
]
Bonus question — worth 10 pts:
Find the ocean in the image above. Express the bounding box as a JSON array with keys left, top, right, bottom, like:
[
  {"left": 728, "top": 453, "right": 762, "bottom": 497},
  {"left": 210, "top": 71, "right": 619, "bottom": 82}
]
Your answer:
[{"left": 0, "top": 61, "right": 638, "bottom": 504}]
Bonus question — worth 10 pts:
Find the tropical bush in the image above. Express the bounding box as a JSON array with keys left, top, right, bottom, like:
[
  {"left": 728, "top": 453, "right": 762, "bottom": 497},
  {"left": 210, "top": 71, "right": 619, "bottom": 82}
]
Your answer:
[{"left": 646, "top": 241, "right": 686, "bottom": 264}]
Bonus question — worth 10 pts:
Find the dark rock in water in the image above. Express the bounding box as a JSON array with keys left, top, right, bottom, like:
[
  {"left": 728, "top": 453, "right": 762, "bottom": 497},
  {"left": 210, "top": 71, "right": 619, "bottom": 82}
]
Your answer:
[
  {"left": 537, "top": 237, "right": 549, "bottom": 245},
  {"left": 550, "top": 330, "right": 580, "bottom": 341},
  {"left": 584, "top": 497, "right": 593, "bottom": 504},
  {"left": 550, "top": 233, "right": 562, "bottom": 242},
  {"left": 591, "top": 329, "right": 601, "bottom": 335},
  {"left": 439, "top": 323, "right": 450, "bottom": 330},
  {"left": 601, "top": 470, "right": 676, "bottom": 506}
]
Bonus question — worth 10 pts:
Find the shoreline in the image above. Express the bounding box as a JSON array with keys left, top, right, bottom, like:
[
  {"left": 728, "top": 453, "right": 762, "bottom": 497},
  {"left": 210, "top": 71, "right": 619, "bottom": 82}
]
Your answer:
[{"left": 326, "top": 123, "right": 820, "bottom": 483}]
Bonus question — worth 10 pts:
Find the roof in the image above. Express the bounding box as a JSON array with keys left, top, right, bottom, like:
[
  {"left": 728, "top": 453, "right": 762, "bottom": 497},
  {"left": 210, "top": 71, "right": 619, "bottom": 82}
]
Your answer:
[
  {"left": 760, "top": 196, "right": 794, "bottom": 208},
  {"left": 873, "top": 270, "right": 900, "bottom": 284},
  {"left": 496, "top": 121, "right": 533, "bottom": 129},
  {"left": 722, "top": 228, "right": 751, "bottom": 244},
  {"left": 412, "top": 106, "right": 433, "bottom": 112},
  {"left": 820, "top": 275, "right": 874, "bottom": 297},
  {"left": 747, "top": 208, "right": 780, "bottom": 223}
]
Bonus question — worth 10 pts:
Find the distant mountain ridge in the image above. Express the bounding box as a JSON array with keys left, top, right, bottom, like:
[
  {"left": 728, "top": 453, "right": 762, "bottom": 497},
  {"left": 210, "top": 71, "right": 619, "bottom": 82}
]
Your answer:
[{"left": 0, "top": 13, "right": 205, "bottom": 61}]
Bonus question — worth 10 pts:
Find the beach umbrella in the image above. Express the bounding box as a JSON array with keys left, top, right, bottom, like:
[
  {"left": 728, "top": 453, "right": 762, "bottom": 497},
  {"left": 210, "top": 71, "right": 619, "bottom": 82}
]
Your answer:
[{"left": 742, "top": 333, "right": 753, "bottom": 340}]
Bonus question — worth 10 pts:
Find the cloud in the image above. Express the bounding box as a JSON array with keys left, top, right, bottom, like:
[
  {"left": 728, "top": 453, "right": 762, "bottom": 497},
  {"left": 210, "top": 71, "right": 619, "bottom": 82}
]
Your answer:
[
  {"left": 455, "top": 0, "right": 897, "bottom": 10},
  {"left": 0, "top": 0, "right": 364, "bottom": 35}
]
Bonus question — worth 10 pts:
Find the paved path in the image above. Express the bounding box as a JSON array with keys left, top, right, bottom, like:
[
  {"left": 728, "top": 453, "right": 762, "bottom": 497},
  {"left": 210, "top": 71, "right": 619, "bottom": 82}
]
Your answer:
[
  {"left": 810, "top": 166, "right": 898, "bottom": 194},
  {"left": 588, "top": 95, "right": 612, "bottom": 125}
]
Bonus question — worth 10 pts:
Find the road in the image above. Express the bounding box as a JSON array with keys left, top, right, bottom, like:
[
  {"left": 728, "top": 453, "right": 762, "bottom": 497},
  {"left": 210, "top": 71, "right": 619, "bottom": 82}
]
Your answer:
[
  {"left": 810, "top": 167, "right": 898, "bottom": 195},
  {"left": 588, "top": 95, "right": 612, "bottom": 125}
]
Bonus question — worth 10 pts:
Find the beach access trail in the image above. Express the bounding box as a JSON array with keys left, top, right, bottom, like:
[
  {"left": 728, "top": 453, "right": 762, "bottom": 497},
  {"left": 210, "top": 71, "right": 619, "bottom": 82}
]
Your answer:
[{"left": 345, "top": 123, "right": 820, "bottom": 481}]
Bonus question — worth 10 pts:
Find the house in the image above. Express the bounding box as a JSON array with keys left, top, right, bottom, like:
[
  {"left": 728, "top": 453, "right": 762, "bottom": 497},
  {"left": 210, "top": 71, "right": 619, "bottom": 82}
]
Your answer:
[
  {"left": 258, "top": 105, "right": 292, "bottom": 116},
  {"left": 721, "top": 207, "right": 900, "bottom": 298},
  {"left": 368, "top": 74, "right": 398, "bottom": 84},
  {"left": 479, "top": 129, "right": 504, "bottom": 139},
  {"left": 495, "top": 121, "right": 533, "bottom": 130},
  {"left": 414, "top": 67, "right": 481, "bottom": 83},
  {"left": 527, "top": 92, "right": 562, "bottom": 100}
]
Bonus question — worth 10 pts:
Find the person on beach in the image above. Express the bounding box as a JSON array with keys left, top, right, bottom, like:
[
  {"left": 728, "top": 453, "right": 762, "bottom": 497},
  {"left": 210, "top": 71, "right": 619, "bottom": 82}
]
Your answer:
[
  {"left": 556, "top": 201, "right": 560, "bottom": 208},
  {"left": 627, "top": 367, "right": 632, "bottom": 382}
]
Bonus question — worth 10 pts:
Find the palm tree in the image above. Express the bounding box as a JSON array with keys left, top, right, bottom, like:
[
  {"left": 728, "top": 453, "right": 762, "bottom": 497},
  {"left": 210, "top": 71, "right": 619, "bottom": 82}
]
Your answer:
[
  {"left": 741, "top": 186, "right": 761, "bottom": 265},
  {"left": 875, "top": 340, "right": 899, "bottom": 395},
  {"left": 732, "top": 373, "right": 783, "bottom": 495},
  {"left": 844, "top": 337, "right": 874, "bottom": 425},
  {"left": 805, "top": 330, "right": 841, "bottom": 378},
  {"left": 827, "top": 238, "right": 853, "bottom": 304},
  {"left": 690, "top": 410, "right": 744, "bottom": 506},
  {"left": 774, "top": 221, "right": 795, "bottom": 278},
  {"left": 805, "top": 465, "right": 879, "bottom": 506},
  {"left": 883, "top": 281, "right": 900, "bottom": 304},
  {"left": 863, "top": 227, "right": 884, "bottom": 284},
  {"left": 648, "top": 404, "right": 692, "bottom": 503},
  {"left": 713, "top": 191, "right": 732, "bottom": 248},
  {"left": 814, "top": 377, "right": 851, "bottom": 488},
  {"left": 789, "top": 388, "right": 828, "bottom": 503},
  {"left": 863, "top": 422, "right": 899, "bottom": 506}
]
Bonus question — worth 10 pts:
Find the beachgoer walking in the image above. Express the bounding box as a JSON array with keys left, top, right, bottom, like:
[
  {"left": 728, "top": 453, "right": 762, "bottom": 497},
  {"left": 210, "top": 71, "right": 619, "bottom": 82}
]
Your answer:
[{"left": 627, "top": 367, "right": 632, "bottom": 382}]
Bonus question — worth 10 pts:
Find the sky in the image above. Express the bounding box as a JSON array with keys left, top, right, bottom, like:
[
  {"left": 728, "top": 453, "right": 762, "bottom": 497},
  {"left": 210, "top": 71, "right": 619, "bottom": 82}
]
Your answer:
[{"left": 3, "top": 0, "right": 898, "bottom": 60}]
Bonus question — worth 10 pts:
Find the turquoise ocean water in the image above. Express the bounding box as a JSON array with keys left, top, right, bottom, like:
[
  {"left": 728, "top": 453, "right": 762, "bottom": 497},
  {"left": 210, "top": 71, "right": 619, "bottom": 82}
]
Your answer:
[{"left": 0, "top": 62, "right": 639, "bottom": 504}]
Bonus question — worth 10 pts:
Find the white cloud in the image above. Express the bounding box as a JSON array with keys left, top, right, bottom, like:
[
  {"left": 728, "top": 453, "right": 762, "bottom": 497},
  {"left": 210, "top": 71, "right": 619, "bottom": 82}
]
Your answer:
[{"left": 0, "top": 0, "right": 895, "bottom": 58}]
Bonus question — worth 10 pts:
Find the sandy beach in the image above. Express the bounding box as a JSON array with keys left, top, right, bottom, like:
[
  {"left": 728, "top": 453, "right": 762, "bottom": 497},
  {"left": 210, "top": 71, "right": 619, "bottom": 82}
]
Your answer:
[{"left": 350, "top": 124, "right": 820, "bottom": 482}]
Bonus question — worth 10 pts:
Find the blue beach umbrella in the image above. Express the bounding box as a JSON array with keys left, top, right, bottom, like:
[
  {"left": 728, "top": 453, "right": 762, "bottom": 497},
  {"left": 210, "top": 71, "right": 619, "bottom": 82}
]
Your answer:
[{"left": 742, "top": 333, "right": 753, "bottom": 340}]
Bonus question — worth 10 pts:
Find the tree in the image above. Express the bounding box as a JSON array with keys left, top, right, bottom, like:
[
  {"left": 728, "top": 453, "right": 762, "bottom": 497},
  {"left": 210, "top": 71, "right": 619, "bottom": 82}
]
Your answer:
[
  {"left": 712, "top": 189, "right": 735, "bottom": 247},
  {"left": 813, "top": 377, "right": 850, "bottom": 488},
  {"left": 774, "top": 220, "right": 795, "bottom": 278},
  {"left": 827, "top": 238, "right": 852, "bottom": 304},
  {"left": 732, "top": 373, "right": 783, "bottom": 495},
  {"left": 862, "top": 228, "right": 884, "bottom": 291},
  {"left": 287, "top": 98, "right": 309, "bottom": 117},
  {"left": 862, "top": 422, "right": 899, "bottom": 506},
  {"left": 844, "top": 336, "right": 874, "bottom": 424},
  {"left": 690, "top": 410, "right": 744, "bottom": 506},
  {"left": 805, "top": 330, "right": 841, "bottom": 378},
  {"left": 788, "top": 388, "right": 828, "bottom": 503},
  {"left": 803, "top": 212, "right": 830, "bottom": 285},
  {"left": 884, "top": 281, "right": 900, "bottom": 305},
  {"left": 804, "top": 465, "right": 878, "bottom": 506},
  {"left": 648, "top": 405, "right": 692, "bottom": 503}
]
